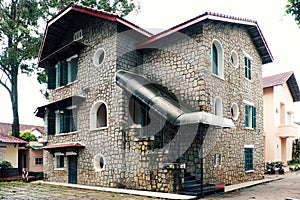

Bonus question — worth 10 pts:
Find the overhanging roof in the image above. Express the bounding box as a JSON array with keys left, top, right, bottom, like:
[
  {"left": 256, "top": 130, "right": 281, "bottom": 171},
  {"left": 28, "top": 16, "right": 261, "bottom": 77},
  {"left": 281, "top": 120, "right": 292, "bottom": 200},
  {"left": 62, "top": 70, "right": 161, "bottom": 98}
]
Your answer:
[
  {"left": 35, "top": 95, "right": 86, "bottom": 118},
  {"left": 0, "top": 134, "right": 27, "bottom": 144},
  {"left": 263, "top": 71, "right": 300, "bottom": 102},
  {"left": 38, "top": 3, "right": 152, "bottom": 68},
  {"left": 137, "top": 12, "right": 273, "bottom": 64},
  {"left": 116, "top": 70, "right": 235, "bottom": 128}
]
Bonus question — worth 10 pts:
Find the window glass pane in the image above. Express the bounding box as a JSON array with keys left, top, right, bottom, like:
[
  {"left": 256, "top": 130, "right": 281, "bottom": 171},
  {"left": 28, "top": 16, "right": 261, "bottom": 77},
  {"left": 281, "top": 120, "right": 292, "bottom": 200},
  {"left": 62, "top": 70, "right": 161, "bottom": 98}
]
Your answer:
[
  {"left": 212, "top": 44, "right": 218, "bottom": 75},
  {"left": 96, "top": 104, "right": 107, "bottom": 128},
  {"left": 244, "top": 104, "right": 249, "bottom": 127},
  {"left": 245, "top": 148, "right": 253, "bottom": 171}
]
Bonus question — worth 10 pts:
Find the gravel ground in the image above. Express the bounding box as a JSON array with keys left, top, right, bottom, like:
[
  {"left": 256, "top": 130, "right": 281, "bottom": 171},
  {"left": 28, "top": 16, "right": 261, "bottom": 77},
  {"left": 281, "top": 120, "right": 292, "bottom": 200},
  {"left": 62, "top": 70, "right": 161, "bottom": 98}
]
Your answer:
[{"left": 0, "top": 181, "right": 158, "bottom": 200}]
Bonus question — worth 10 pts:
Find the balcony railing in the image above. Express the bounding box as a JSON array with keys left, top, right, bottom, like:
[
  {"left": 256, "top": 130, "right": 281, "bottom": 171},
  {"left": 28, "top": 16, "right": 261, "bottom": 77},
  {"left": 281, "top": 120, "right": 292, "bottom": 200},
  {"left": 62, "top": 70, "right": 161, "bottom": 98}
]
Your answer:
[{"left": 277, "top": 124, "right": 299, "bottom": 138}]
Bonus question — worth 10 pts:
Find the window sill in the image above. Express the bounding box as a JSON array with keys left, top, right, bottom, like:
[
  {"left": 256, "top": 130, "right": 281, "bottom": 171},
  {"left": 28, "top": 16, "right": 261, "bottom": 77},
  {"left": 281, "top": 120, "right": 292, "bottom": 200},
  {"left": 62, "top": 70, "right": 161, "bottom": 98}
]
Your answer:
[
  {"left": 54, "top": 168, "right": 65, "bottom": 171},
  {"left": 90, "top": 126, "right": 109, "bottom": 132},
  {"left": 244, "top": 77, "right": 253, "bottom": 83},
  {"left": 245, "top": 170, "right": 254, "bottom": 173},
  {"left": 54, "top": 80, "right": 78, "bottom": 91},
  {"left": 55, "top": 131, "right": 78, "bottom": 136},
  {"left": 211, "top": 73, "right": 225, "bottom": 81}
]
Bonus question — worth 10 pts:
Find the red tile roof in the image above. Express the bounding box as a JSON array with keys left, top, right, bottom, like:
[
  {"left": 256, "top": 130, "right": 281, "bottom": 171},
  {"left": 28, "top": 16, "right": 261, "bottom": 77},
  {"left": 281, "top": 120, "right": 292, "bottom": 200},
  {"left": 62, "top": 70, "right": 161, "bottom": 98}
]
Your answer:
[
  {"left": 263, "top": 71, "right": 294, "bottom": 88},
  {"left": 43, "top": 142, "right": 84, "bottom": 150},
  {"left": 263, "top": 71, "right": 300, "bottom": 102},
  {"left": 136, "top": 11, "right": 273, "bottom": 64},
  {"left": 0, "top": 134, "right": 27, "bottom": 144},
  {"left": 0, "top": 122, "right": 44, "bottom": 135}
]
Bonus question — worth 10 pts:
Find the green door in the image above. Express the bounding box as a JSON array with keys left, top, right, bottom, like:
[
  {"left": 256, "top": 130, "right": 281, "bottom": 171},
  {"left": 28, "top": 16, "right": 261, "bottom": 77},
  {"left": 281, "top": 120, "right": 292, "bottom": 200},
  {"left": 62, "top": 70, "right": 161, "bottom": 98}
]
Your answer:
[{"left": 68, "top": 156, "right": 77, "bottom": 184}]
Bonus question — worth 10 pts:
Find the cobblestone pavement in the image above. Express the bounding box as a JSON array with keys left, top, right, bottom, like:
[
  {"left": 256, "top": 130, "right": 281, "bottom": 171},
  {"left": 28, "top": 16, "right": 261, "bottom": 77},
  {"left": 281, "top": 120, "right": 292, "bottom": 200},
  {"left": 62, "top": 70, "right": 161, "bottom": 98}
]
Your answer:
[
  {"left": 203, "top": 171, "right": 300, "bottom": 200},
  {"left": 0, "top": 181, "right": 158, "bottom": 200}
]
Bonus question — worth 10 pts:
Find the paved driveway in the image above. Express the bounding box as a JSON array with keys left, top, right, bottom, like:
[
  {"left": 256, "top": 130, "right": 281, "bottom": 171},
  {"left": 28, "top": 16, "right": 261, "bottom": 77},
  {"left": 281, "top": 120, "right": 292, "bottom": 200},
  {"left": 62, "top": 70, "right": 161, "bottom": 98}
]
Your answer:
[
  {"left": 203, "top": 171, "right": 300, "bottom": 200},
  {"left": 0, "top": 181, "right": 156, "bottom": 200}
]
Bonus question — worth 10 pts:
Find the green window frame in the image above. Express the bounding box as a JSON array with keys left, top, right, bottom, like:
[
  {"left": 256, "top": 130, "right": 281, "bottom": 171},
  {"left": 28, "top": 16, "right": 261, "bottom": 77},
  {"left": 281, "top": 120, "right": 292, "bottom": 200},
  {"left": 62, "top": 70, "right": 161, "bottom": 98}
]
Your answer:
[
  {"left": 244, "top": 56, "right": 252, "bottom": 80},
  {"left": 56, "top": 155, "right": 64, "bottom": 168},
  {"left": 244, "top": 147, "right": 253, "bottom": 171},
  {"left": 55, "top": 107, "right": 78, "bottom": 134},
  {"left": 244, "top": 104, "right": 256, "bottom": 128},
  {"left": 47, "top": 55, "right": 78, "bottom": 89}
]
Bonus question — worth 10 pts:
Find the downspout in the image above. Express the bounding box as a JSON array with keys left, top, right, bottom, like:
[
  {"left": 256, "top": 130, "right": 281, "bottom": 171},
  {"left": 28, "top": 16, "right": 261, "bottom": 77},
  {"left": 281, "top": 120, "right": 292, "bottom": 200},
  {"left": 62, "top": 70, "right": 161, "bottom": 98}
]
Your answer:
[{"left": 200, "top": 124, "right": 204, "bottom": 197}]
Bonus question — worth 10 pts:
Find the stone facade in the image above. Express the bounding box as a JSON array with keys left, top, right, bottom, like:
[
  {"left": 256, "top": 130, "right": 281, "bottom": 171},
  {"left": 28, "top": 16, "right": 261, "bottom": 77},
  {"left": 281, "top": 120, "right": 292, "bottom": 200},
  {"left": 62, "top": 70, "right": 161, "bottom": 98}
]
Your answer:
[{"left": 40, "top": 5, "right": 269, "bottom": 194}]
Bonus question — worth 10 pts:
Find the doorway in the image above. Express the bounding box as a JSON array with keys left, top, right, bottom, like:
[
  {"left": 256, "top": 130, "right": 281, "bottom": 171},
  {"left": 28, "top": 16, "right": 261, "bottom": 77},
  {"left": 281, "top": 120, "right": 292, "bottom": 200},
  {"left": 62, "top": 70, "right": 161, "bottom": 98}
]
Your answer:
[{"left": 68, "top": 155, "right": 77, "bottom": 184}]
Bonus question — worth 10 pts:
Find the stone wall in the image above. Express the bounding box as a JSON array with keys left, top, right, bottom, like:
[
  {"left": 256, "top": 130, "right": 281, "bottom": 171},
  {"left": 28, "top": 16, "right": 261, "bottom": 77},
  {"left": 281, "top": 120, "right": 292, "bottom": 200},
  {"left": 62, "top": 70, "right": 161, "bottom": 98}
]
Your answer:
[
  {"left": 44, "top": 17, "right": 264, "bottom": 192},
  {"left": 141, "top": 21, "right": 264, "bottom": 185}
]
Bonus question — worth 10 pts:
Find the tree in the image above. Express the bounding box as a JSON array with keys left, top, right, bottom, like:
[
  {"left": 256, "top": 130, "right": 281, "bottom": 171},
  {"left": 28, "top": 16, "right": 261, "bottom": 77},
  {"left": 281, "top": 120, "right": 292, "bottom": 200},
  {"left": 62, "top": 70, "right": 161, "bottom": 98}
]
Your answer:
[
  {"left": 0, "top": 0, "right": 138, "bottom": 138},
  {"left": 286, "top": 0, "right": 300, "bottom": 27}
]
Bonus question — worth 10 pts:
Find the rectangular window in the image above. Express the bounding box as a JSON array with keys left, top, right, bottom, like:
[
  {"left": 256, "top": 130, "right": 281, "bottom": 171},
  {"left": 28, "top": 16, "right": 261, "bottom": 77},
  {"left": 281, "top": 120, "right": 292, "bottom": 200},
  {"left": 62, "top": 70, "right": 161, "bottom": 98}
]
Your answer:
[
  {"left": 53, "top": 55, "right": 78, "bottom": 88},
  {"left": 55, "top": 107, "right": 77, "bottom": 134},
  {"left": 129, "top": 97, "right": 149, "bottom": 136},
  {"left": 244, "top": 56, "right": 252, "bottom": 80},
  {"left": 244, "top": 147, "right": 254, "bottom": 171},
  {"left": 214, "top": 154, "right": 222, "bottom": 166},
  {"left": 56, "top": 155, "right": 64, "bottom": 168},
  {"left": 244, "top": 104, "right": 256, "bottom": 128},
  {"left": 35, "top": 157, "right": 43, "bottom": 165},
  {"left": 0, "top": 151, "right": 4, "bottom": 163}
]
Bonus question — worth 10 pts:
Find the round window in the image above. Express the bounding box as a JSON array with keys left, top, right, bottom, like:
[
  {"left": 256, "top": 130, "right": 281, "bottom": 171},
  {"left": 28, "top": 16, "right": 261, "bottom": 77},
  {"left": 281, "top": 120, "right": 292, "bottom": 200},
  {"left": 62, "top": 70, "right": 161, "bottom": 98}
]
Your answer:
[
  {"left": 230, "top": 51, "right": 238, "bottom": 67},
  {"left": 94, "top": 154, "right": 105, "bottom": 171},
  {"left": 231, "top": 103, "right": 239, "bottom": 120},
  {"left": 93, "top": 48, "right": 105, "bottom": 66}
]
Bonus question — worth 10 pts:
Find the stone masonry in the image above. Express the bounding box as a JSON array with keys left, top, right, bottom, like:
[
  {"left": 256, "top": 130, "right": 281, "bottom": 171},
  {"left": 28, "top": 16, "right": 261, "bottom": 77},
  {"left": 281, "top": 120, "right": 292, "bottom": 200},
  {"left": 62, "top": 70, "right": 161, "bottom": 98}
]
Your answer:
[{"left": 41, "top": 5, "right": 267, "bottom": 194}]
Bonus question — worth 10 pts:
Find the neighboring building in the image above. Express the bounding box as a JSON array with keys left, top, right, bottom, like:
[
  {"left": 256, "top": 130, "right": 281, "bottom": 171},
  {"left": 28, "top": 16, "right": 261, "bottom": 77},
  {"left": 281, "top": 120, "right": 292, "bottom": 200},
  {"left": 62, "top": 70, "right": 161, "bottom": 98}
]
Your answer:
[
  {"left": 0, "top": 122, "right": 44, "bottom": 174},
  {"left": 0, "top": 134, "right": 27, "bottom": 167},
  {"left": 35, "top": 3, "right": 272, "bottom": 195},
  {"left": 263, "top": 71, "right": 300, "bottom": 165}
]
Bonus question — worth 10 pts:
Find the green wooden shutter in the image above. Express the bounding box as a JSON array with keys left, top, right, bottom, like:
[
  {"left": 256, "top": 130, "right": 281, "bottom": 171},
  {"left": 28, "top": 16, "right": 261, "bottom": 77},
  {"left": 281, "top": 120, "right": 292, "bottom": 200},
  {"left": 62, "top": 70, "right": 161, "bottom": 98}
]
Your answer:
[
  {"left": 248, "top": 59, "right": 252, "bottom": 80},
  {"left": 47, "top": 111, "right": 56, "bottom": 135},
  {"left": 71, "top": 58, "right": 78, "bottom": 82},
  {"left": 61, "top": 61, "right": 68, "bottom": 85},
  {"left": 244, "top": 104, "right": 249, "bottom": 127},
  {"left": 56, "top": 62, "right": 61, "bottom": 87},
  {"left": 47, "top": 67, "right": 56, "bottom": 89},
  {"left": 252, "top": 106, "right": 256, "bottom": 128}
]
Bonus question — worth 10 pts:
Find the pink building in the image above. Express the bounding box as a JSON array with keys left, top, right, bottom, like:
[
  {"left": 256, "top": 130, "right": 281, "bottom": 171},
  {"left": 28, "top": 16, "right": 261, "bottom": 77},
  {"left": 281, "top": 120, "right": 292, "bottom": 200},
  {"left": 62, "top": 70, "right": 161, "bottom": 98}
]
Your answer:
[
  {"left": 0, "top": 123, "right": 44, "bottom": 175},
  {"left": 263, "top": 71, "right": 300, "bottom": 165}
]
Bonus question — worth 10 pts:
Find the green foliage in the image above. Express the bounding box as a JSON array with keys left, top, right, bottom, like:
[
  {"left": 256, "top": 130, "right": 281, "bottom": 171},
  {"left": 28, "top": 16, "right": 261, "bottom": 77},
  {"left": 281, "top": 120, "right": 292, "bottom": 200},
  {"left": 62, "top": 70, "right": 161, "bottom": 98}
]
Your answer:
[
  {"left": 0, "top": 161, "right": 13, "bottom": 169},
  {"left": 286, "top": 0, "right": 300, "bottom": 27},
  {"left": 292, "top": 138, "right": 300, "bottom": 162},
  {"left": 19, "top": 130, "right": 37, "bottom": 141},
  {"left": 0, "top": 0, "right": 139, "bottom": 136}
]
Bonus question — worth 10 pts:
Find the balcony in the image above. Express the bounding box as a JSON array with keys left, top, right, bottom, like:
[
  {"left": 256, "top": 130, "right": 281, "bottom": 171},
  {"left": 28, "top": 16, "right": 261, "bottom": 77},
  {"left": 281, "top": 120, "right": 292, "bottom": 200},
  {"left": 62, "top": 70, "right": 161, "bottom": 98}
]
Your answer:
[{"left": 277, "top": 124, "right": 299, "bottom": 138}]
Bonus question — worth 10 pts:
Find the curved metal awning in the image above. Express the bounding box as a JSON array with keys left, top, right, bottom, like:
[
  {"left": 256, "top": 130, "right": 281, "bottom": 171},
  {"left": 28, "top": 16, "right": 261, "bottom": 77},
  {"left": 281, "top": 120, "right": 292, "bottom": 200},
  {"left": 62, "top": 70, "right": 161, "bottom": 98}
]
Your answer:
[{"left": 116, "top": 70, "right": 235, "bottom": 128}]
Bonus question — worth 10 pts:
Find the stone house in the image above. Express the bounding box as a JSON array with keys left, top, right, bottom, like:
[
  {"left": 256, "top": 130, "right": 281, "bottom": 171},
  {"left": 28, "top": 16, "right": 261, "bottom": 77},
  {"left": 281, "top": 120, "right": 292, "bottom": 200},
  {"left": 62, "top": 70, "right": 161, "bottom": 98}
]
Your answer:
[
  {"left": 263, "top": 71, "right": 300, "bottom": 165},
  {"left": 35, "top": 3, "right": 273, "bottom": 195}
]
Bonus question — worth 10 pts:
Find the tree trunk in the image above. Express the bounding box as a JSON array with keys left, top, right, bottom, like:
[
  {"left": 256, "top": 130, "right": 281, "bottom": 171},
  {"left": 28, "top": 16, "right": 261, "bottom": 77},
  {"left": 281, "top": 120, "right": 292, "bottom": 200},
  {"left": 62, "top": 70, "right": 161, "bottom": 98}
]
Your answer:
[{"left": 11, "top": 67, "right": 20, "bottom": 138}]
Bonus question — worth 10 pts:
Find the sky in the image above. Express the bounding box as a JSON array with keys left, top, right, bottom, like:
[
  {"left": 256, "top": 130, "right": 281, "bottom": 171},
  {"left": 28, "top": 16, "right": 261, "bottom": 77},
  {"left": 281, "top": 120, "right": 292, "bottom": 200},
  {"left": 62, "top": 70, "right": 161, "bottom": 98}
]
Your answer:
[{"left": 0, "top": 0, "right": 299, "bottom": 126}]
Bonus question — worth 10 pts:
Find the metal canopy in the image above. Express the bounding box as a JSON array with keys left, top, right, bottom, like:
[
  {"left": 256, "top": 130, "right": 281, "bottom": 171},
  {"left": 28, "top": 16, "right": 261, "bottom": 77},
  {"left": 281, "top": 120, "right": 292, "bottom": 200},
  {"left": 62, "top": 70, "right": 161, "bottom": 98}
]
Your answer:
[
  {"left": 35, "top": 95, "right": 86, "bottom": 118},
  {"left": 116, "top": 70, "right": 235, "bottom": 128}
]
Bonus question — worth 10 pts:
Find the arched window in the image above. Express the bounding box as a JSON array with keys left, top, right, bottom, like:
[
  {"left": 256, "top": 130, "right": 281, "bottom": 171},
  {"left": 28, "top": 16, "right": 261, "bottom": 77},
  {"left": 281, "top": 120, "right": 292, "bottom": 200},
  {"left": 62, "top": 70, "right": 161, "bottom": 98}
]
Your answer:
[
  {"left": 97, "top": 104, "right": 107, "bottom": 128},
  {"left": 211, "top": 40, "right": 224, "bottom": 77},
  {"left": 214, "top": 97, "right": 223, "bottom": 117},
  {"left": 90, "top": 101, "right": 108, "bottom": 130}
]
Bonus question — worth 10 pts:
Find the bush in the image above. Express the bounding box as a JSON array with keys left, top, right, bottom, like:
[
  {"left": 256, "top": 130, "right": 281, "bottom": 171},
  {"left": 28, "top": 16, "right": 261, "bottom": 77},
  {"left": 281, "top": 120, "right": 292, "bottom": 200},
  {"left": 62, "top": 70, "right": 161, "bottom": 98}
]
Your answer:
[{"left": 0, "top": 161, "right": 13, "bottom": 177}]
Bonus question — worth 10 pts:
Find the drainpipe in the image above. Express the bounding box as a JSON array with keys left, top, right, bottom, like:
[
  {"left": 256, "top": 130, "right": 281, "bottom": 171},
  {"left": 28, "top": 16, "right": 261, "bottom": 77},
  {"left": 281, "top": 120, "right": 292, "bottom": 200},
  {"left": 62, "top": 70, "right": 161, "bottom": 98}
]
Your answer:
[{"left": 200, "top": 124, "right": 204, "bottom": 197}]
